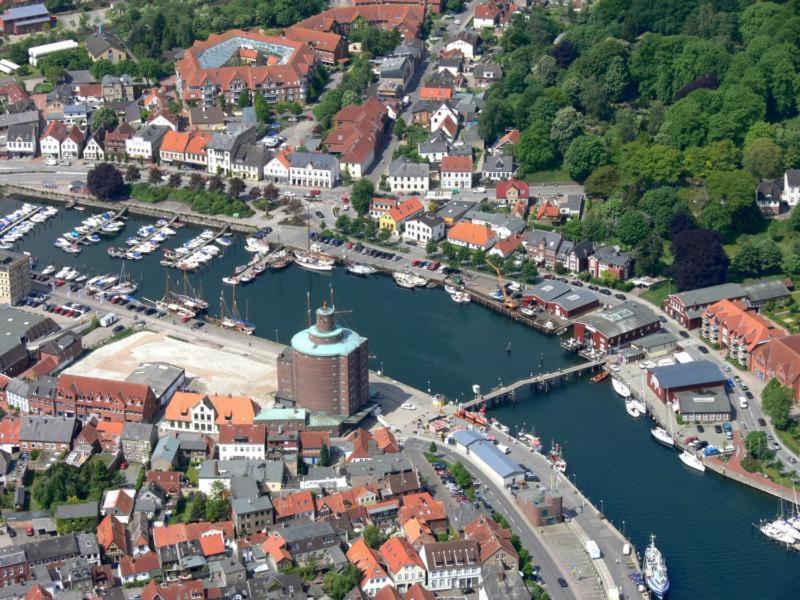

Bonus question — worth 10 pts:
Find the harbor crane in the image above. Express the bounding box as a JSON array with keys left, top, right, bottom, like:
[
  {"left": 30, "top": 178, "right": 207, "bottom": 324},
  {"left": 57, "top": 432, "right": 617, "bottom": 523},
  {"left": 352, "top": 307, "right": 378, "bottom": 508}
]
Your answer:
[{"left": 485, "top": 258, "right": 519, "bottom": 310}]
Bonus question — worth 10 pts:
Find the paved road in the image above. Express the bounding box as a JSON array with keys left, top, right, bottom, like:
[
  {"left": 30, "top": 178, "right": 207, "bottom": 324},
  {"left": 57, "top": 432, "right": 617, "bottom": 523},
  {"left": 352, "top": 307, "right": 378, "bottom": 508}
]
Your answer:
[{"left": 404, "top": 437, "right": 578, "bottom": 600}]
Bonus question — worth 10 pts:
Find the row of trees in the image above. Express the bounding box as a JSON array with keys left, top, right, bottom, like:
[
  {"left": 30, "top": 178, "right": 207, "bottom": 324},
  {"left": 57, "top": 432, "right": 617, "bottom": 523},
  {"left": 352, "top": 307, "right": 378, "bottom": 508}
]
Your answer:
[{"left": 32, "top": 457, "right": 125, "bottom": 510}]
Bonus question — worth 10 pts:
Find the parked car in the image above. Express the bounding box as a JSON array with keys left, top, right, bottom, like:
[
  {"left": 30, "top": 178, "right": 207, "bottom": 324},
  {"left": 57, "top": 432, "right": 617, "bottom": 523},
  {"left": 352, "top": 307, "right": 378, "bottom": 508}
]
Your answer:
[
  {"left": 679, "top": 330, "right": 690, "bottom": 338},
  {"left": 599, "top": 288, "right": 612, "bottom": 295},
  {"left": 714, "top": 424, "right": 723, "bottom": 434},
  {"left": 698, "top": 346, "right": 709, "bottom": 354},
  {"left": 758, "top": 418, "right": 767, "bottom": 427},
  {"left": 558, "top": 578, "right": 568, "bottom": 588}
]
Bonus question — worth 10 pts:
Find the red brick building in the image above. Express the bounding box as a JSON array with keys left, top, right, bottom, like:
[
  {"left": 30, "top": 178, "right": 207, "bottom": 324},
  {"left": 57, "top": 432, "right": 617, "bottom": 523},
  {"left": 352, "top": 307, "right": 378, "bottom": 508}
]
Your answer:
[
  {"left": 48, "top": 375, "right": 158, "bottom": 423},
  {"left": 572, "top": 301, "right": 660, "bottom": 354},
  {"left": 752, "top": 334, "right": 800, "bottom": 401}
]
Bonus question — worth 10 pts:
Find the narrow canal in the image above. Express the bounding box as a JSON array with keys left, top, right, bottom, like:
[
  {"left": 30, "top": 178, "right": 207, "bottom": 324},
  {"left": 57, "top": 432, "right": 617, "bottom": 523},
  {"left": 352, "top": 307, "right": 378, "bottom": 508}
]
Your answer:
[{"left": 8, "top": 197, "right": 799, "bottom": 599}]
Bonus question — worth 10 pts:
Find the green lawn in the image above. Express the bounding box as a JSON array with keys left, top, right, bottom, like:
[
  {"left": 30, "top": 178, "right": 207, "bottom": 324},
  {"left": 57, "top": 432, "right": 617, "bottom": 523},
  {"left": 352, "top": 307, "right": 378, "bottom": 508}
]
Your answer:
[
  {"left": 640, "top": 280, "right": 672, "bottom": 306},
  {"left": 524, "top": 168, "right": 575, "bottom": 184},
  {"left": 776, "top": 423, "right": 800, "bottom": 456}
]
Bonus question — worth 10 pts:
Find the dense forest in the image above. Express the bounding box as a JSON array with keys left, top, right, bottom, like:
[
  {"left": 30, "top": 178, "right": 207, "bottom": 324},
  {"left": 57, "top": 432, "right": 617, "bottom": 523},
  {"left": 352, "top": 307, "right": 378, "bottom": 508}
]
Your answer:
[{"left": 479, "top": 0, "right": 800, "bottom": 288}]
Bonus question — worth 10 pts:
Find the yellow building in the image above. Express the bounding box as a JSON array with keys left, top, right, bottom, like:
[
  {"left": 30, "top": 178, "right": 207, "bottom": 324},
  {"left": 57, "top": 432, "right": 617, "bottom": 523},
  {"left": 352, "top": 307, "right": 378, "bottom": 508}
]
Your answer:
[
  {"left": 0, "top": 250, "right": 30, "bottom": 305},
  {"left": 379, "top": 197, "right": 424, "bottom": 233}
]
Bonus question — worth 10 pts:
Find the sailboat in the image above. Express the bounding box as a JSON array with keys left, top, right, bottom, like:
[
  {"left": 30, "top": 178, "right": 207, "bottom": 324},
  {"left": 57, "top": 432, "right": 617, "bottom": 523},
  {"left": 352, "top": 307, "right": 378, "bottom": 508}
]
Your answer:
[
  {"left": 611, "top": 377, "right": 631, "bottom": 397},
  {"left": 644, "top": 535, "right": 670, "bottom": 598},
  {"left": 651, "top": 427, "right": 675, "bottom": 447},
  {"left": 678, "top": 450, "right": 705, "bottom": 472},
  {"left": 149, "top": 275, "right": 196, "bottom": 318},
  {"left": 218, "top": 288, "right": 255, "bottom": 335}
]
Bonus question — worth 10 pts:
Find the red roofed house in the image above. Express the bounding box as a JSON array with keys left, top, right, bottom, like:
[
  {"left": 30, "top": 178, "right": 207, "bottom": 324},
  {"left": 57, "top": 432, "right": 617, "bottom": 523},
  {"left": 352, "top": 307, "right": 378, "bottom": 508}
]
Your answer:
[
  {"left": 118, "top": 551, "right": 160, "bottom": 586},
  {"left": 474, "top": 3, "right": 501, "bottom": 28},
  {"left": 153, "top": 521, "right": 234, "bottom": 550},
  {"left": 272, "top": 490, "right": 316, "bottom": 523},
  {"left": 347, "top": 538, "right": 391, "bottom": 597},
  {"left": 493, "top": 129, "right": 520, "bottom": 154},
  {"left": 284, "top": 25, "right": 347, "bottom": 65},
  {"left": 398, "top": 492, "right": 448, "bottom": 534},
  {"left": 159, "top": 130, "right": 191, "bottom": 164},
  {"left": 141, "top": 580, "right": 204, "bottom": 600},
  {"left": 296, "top": 5, "right": 428, "bottom": 40},
  {"left": 218, "top": 424, "right": 267, "bottom": 461},
  {"left": 496, "top": 179, "right": 529, "bottom": 205},
  {"left": 447, "top": 221, "right": 497, "bottom": 250},
  {"left": 373, "top": 426, "right": 399, "bottom": 453},
  {"left": 145, "top": 470, "right": 183, "bottom": 499},
  {"left": 702, "top": 299, "right": 786, "bottom": 368},
  {"left": 50, "top": 374, "right": 158, "bottom": 423},
  {"left": 345, "top": 427, "right": 400, "bottom": 462},
  {"left": 261, "top": 532, "right": 293, "bottom": 570},
  {"left": 535, "top": 199, "right": 562, "bottom": 223},
  {"left": 97, "top": 514, "right": 129, "bottom": 560},
  {"left": 324, "top": 96, "right": 387, "bottom": 178},
  {"left": 299, "top": 430, "right": 330, "bottom": 465},
  {"left": 101, "top": 489, "right": 135, "bottom": 524},
  {"left": 441, "top": 155, "right": 473, "bottom": 190},
  {"left": 752, "top": 335, "right": 800, "bottom": 401},
  {"left": 379, "top": 197, "right": 425, "bottom": 234},
  {"left": 464, "top": 514, "right": 519, "bottom": 570},
  {"left": 379, "top": 537, "right": 427, "bottom": 593},
  {"left": 0, "top": 416, "right": 20, "bottom": 452},
  {"left": 489, "top": 233, "right": 524, "bottom": 259},
  {"left": 370, "top": 196, "right": 399, "bottom": 220},
  {"left": 420, "top": 83, "right": 453, "bottom": 101},
  {"left": 23, "top": 585, "right": 53, "bottom": 600}
]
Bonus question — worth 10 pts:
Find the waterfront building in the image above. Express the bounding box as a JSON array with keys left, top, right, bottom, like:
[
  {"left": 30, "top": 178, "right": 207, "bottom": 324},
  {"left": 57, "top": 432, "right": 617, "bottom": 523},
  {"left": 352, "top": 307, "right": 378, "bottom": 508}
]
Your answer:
[
  {"left": 446, "top": 222, "right": 497, "bottom": 250},
  {"left": 125, "top": 124, "right": 169, "bottom": 162},
  {"left": 646, "top": 360, "right": 727, "bottom": 402},
  {"left": 421, "top": 539, "right": 481, "bottom": 592},
  {"left": 6, "top": 122, "right": 38, "bottom": 157},
  {"left": 572, "top": 301, "right": 661, "bottom": 354},
  {"left": 450, "top": 430, "right": 523, "bottom": 487},
  {"left": 674, "top": 388, "right": 732, "bottom": 422},
  {"left": 289, "top": 151, "right": 339, "bottom": 188},
  {"left": 701, "top": 299, "right": 785, "bottom": 368},
  {"left": 379, "top": 197, "right": 424, "bottom": 234},
  {"left": 464, "top": 515, "right": 519, "bottom": 571},
  {"left": 522, "top": 280, "right": 599, "bottom": 319},
  {"left": 515, "top": 487, "right": 563, "bottom": 526},
  {"left": 586, "top": 245, "right": 634, "bottom": 280},
  {"left": 403, "top": 213, "right": 445, "bottom": 243},
  {"left": 0, "top": 250, "right": 30, "bottom": 305},
  {"left": 277, "top": 303, "right": 370, "bottom": 418}
]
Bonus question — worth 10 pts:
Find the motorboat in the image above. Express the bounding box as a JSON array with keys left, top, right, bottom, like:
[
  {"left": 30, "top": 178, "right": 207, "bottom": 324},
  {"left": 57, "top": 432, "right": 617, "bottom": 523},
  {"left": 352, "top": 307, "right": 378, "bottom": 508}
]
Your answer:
[
  {"left": 678, "top": 450, "right": 705, "bottom": 472},
  {"left": 55, "top": 266, "right": 71, "bottom": 278},
  {"left": 42, "top": 265, "right": 55, "bottom": 275},
  {"left": 651, "top": 427, "right": 675, "bottom": 447},
  {"left": 216, "top": 235, "right": 233, "bottom": 247},
  {"left": 644, "top": 535, "right": 670, "bottom": 599},
  {"left": 450, "top": 291, "right": 471, "bottom": 304},
  {"left": 611, "top": 377, "right": 631, "bottom": 398},
  {"left": 347, "top": 263, "right": 377, "bottom": 276},
  {"left": 393, "top": 272, "right": 417, "bottom": 289},
  {"left": 520, "top": 306, "right": 535, "bottom": 316},
  {"left": 625, "top": 399, "right": 642, "bottom": 418},
  {"left": 444, "top": 284, "right": 458, "bottom": 294},
  {"left": 590, "top": 371, "right": 609, "bottom": 383},
  {"left": 222, "top": 277, "right": 239, "bottom": 286}
]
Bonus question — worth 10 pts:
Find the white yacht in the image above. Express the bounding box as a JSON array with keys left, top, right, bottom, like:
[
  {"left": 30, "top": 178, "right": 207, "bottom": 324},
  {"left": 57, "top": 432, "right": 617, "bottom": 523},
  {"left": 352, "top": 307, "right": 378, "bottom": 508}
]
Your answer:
[
  {"left": 651, "top": 427, "right": 675, "bottom": 447},
  {"left": 393, "top": 272, "right": 417, "bottom": 289},
  {"left": 346, "top": 263, "right": 377, "bottom": 276},
  {"left": 678, "top": 450, "right": 705, "bottom": 472},
  {"left": 611, "top": 377, "right": 631, "bottom": 398}
]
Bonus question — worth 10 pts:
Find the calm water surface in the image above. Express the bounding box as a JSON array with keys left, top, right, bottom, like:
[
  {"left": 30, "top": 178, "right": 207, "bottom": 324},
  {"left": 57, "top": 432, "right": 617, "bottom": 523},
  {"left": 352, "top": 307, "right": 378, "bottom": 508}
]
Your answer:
[{"left": 8, "top": 197, "right": 798, "bottom": 599}]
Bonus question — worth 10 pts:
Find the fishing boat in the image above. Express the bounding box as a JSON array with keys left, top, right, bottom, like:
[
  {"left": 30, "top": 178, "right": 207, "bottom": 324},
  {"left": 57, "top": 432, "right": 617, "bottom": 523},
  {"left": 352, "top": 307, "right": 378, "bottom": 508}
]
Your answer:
[
  {"left": 590, "top": 370, "right": 609, "bottom": 383},
  {"left": 270, "top": 254, "right": 293, "bottom": 270},
  {"left": 611, "top": 377, "right": 631, "bottom": 398},
  {"left": 519, "top": 432, "right": 543, "bottom": 452},
  {"left": 644, "top": 535, "right": 670, "bottom": 599},
  {"left": 678, "top": 450, "right": 705, "bottom": 472},
  {"left": 294, "top": 250, "right": 335, "bottom": 272},
  {"left": 651, "top": 427, "right": 675, "bottom": 447},
  {"left": 393, "top": 272, "right": 417, "bottom": 289},
  {"left": 347, "top": 263, "right": 377, "bottom": 276},
  {"left": 547, "top": 442, "right": 567, "bottom": 472},
  {"left": 214, "top": 289, "right": 255, "bottom": 335}
]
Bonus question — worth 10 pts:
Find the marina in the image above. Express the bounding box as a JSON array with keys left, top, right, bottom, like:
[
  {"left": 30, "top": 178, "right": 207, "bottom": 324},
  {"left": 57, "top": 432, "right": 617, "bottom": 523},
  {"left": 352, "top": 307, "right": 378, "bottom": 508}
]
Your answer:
[{"left": 3, "top": 195, "right": 800, "bottom": 599}]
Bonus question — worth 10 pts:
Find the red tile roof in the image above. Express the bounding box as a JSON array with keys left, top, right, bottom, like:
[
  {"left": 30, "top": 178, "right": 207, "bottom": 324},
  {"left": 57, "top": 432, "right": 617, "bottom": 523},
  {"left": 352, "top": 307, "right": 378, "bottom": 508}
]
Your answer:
[
  {"left": 296, "top": 5, "right": 425, "bottom": 41},
  {"left": 398, "top": 492, "right": 447, "bottom": 527},
  {"left": 496, "top": 178, "right": 529, "bottom": 200},
  {"left": 145, "top": 470, "right": 182, "bottom": 496},
  {"left": 153, "top": 521, "right": 234, "bottom": 549},
  {"left": 218, "top": 424, "right": 267, "bottom": 445},
  {"left": 141, "top": 580, "right": 204, "bottom": 600},
  {"left": 103, "top": 489, "right": 134, "bottom": 518},
  {"left": 375, "top": 586, "right": 403, "bottom": 600},
  {"left": 372, "top": 426, "right": 399, "bottom": 453},
  {"left": 285, "top": 25, "right": 344, "bottom": 54},
  {"left": 703, "top": 299, "right": 785, "bottom": 353},
  {"left": 441, "top": 155, "right": 472, "bottom": 173},
  {"left": 160, "top": 130, "right": 191, "bottom": 154},
  {"left": 199, "top": 531, "right": 226, "bottom": 557},
  {"left": 23, "top": 586, "right": 53, "bottom": 600},
  {"left": 475, "top": 3, "right": 500, "bottom": 20},
  {"left": 379, "top": 536, "right": 425, "bottom": 574},
  {"left": 447, "top": 222, "right": 496, "bottom": 247},
  {"left": 41, "top": 120, "right": 67, "bottom": 142},
  {"left": 0, "top": 416, "right": 20, "bottom": 446},
  {"left": 0, "top": 82, "right": 29, "bottom": 105},
  {"left": 299, "top": 430, "right": 330, "bottom": 451},
  {"left": 119, "top": 551, "right": 160, "bottom": 577},
  {"left": 496, "top": 129, "right": 520, "bottom": 147},
  {"left": 347, "top": 538, "right": 389, "bottom": 588},
  {"left": 388, "top": 197, "right": 424, "bottom": 223},
  {"left": 272, "top": 490, "right": 315, "bottom": 520},
  {"left": 97, "top": 514, "right": 129, "bottom": 556},
  {"left": 405, "top": 584, "right": 435, "bottom": 600},
  {"left": 491, "top": 234, "right": 523, "bottom": 257}
]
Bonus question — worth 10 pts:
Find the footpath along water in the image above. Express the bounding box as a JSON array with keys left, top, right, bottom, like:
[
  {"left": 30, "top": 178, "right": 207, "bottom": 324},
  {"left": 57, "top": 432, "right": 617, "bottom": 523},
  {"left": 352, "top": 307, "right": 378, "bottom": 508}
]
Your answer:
[{"left": 7, "top": 197, "right": 800, "bottom": 599}]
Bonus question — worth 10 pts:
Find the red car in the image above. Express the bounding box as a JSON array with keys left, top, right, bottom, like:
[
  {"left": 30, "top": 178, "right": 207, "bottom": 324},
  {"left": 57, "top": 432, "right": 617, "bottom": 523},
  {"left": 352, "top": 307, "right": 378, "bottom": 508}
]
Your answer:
[
  {"left": 310, "top": 189, "right": 321, "bottom": 197},
  {"left": 119, "top": 461, "right": 129, "bottom": 470},
  {"left": 411, "top": 259, "right": 422, "bottom": 267}
]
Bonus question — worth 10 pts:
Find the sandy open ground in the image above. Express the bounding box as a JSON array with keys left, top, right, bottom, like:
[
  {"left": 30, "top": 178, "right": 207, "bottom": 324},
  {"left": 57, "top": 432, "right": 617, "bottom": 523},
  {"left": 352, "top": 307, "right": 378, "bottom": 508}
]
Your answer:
[{"left": 64, "top": 331, "right": 278, "bottom": 403}]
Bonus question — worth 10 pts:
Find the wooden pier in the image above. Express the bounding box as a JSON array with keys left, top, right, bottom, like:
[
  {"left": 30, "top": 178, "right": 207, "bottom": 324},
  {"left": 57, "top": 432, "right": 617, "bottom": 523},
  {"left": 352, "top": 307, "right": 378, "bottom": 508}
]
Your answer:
[
  {"left": 78, "top": 206, "right": 128, "bottom": 244},
  {"left": 0, "top": 205, "right": 44, "bottom": 237},
  {"left": 463, "top": 358, "right": 607, "bottom": 408},
  {"left": 123, "top": 214, "right": 181, "bottom": 259}
]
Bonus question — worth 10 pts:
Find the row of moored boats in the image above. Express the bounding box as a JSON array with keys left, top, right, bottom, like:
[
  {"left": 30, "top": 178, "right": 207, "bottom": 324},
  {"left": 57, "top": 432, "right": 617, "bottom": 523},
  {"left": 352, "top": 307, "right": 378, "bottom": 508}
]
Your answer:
[{"left": 0, "top": 203, "right": 57, "bottom": 249}]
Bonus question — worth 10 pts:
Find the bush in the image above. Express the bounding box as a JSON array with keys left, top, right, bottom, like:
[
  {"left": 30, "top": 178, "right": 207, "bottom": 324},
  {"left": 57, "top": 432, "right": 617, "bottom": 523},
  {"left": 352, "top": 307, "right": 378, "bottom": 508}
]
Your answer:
[{"left": 130, "top": 184, "right": 253, "bottom": 217}]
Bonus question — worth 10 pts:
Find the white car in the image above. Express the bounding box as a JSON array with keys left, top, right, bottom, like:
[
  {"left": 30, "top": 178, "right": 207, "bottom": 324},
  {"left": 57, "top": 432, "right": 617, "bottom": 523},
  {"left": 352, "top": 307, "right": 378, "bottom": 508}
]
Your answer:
[
  {"left": 44, "top": 158, "right": 57, "bottom": 166},
  {"left": 401, "top": 402, "right": 416, "bottom": 410},
  {"left": 454, "top": 19, "right": 461, "bottom": 24}
]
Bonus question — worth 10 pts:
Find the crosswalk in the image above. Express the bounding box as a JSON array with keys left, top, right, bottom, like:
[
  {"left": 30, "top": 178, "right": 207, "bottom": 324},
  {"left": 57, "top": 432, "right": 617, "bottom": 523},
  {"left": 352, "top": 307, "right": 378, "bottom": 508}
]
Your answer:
[{"left": 677, "top": 338, "right": 698, "bottom": 348}]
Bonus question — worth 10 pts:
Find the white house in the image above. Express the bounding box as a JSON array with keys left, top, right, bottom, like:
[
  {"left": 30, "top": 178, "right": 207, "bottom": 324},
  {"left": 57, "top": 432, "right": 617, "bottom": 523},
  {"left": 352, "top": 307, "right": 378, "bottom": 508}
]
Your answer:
[
  {"left": 473, "top": 4, "right": 500, "bottom": 29},
  {"left": 430, "top": 102, "right": 460, "bottom": 135},
  {"left": 82, "top": 132, "right": 105, "bottom": 161},
  {"left": 125, "top": 124, "right": 169, "bottom": 162},
  {"left": 289, "top": 151, "right": 339, "bottom": 188},
  {"left": 387, "top": 158, "right": 430, "bottom": 193},
  {"left": 782, "top": 170, "right": 800, "bottom": 206},
  {"left": 441, "top": 155, "right": 473, "bottom": 190},
  {"left": 445, "top": 31, "right": 479, "bottom": 60},
  {"left": 403, "top": 213, "right": 445, "bottom": 244},
  {"left": 264, "top": 150, "right": 291, "bottom": 183},
  {"left": 147, "top": 112, "right": 178, "bottom": 131},
  {"left": 6, "top": 378, "right": 29, "bottom": 414},
  {"left": 40, "top": 120, "right": 68, "bottom": 159},
  {"left": 217, "top": 425, "right": 266, "bottom": 461},
  {"left": 379, "top": 538, "right": 427, "bottom": 594},
  {"left": 60, "top": 127, "right": 84, "bottom": 159},
  {"left": 481, "top": 154, "right": 514, "bottom": 182},
  {"left": 422, "top": 540, "right": 482, "bottom": 592}
]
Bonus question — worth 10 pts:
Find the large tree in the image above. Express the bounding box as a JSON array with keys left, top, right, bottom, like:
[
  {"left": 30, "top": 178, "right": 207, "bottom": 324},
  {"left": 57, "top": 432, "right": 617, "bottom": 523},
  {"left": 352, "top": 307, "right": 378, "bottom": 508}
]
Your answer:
[
  {"left": 634, "top": 233, "right": 664, "bottom": 276},
  {"left": 564, "top": 135, "right": 608, "bottom": 181},
  {"left": 669, "top": 228, "right": 729, "bottom": 291},
  {"left": 743, "top": 137, "right": 783, "bottom": 179},
  {"left": 616, "top": 210, "right": 650, "bottom": 247},
  {"left": 732, "top": 238, "right": 783, "bottom": 276},
  {"left": 762, "top": 379, "right": 794, "bottom": 430},
  {"left": 351, "top": 178, "right": 374, "bottom": 216},
  {"left": 91, "top": 106, "right": 118, "bottom": 132},
  {"left": 87, "top": 163, "right": 125, "bottom": 199}
]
